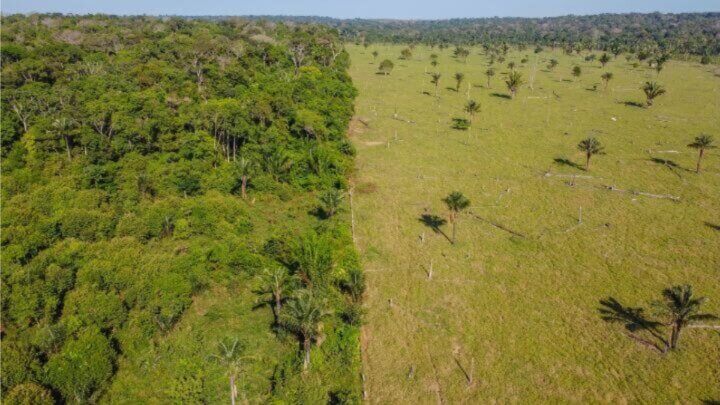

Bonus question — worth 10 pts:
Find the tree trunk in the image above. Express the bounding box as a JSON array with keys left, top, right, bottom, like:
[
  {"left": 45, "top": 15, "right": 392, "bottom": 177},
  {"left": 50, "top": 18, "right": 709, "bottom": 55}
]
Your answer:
[
  {"left": 451, "top": 220, "right": 457, "bottom": 244},
  {"left": 230, "top": 375, "right": 237, "bottom": 405},
  {"left": 241, "top": 175, "right": 248, "bottom": 199},
  {"left": 273, "top": 292, "right": 282, "bottom": 325},
  {"left": 696, "top": 149, "right": 704, "bottom": 173},
  {"left": 303, "top": 337, "right": 311, "bottom": 371},
  {"left": 64, "top": 135, "right": 72, "bottom": 161},
  {"left": 586, "top": 153, "right": 591, "bottom": 170}
]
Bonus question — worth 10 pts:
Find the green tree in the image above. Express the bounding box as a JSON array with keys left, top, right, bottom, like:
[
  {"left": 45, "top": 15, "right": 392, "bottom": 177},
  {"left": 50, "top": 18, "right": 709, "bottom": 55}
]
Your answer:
[
  {"left": 431, "top": 72, "right": 442, "bottom": 96},
  {"left": 485, "top": 68, "right": 495, "bottom": 88},
  {"left": 652, "top": 285, "right": 718, "bottom": 350},
  {"left": 599, "top": 53, "right": 611, "bottom": 67},
  {"left": 642, "top": 81, "right": 666, "bottom": 107},
  {"left": 547, "top": 59, "right": 559, "bottom": 70},
  {"left": 577, "top": 137, "right": 605, "bottom": 170},
  {"left": 210, "top": 338, "right": 248, "bottom": 405},
  {"left": 601, "top": 72, "right": 614, "bottom": 90},
  {"left": 254, "top": 268, "right": 296, "bottom": 326},
  {"left": 235, "top": 155, "right": 256, "bottom": 199},
  {"left": 687, "top": 135, "right": 716, "bottom": 173},
  {"left": 507, "top": 61, "right": 516, "bottom": 71},
  {"left": 464, "top": 100, "right": 481, "bottom": 126},
  {"left": 400, "top": 48, "right": 412, "bottom": 60},
  {"left": 372, "top": 50, "right": 378, "bottom": 60},
  {"left": 281, "top": 290, "right": 331, "bottom": 371},
  {"left": 454, "top": 72, "right": 465, "bottom": 92},
  {"left": 378, "top": 59, "right": 394, "bottom": 75},
  {"left": 572, "top": 65, "right": 582, "bottom": 79},
  {"left": 505, "top": 71, "right": 524, "bottom": 98},
  {"left": 319, "top": 188, "right": 344, "bottom": 218},
  {"left": 442, "top": 191, "right": 470, "bottom": 244}
]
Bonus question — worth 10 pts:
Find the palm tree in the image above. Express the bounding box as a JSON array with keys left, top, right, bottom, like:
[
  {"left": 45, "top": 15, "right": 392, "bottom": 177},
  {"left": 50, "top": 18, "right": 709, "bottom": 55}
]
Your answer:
[
  {"left": 577, "top": 137, "right": 605, "bottom": 170},
  {"left": 505, "top": 71, "right": 524, "bottom": 99},
  {"left": 372, "top": 50, "right": 378, "bottom": 60},
  {"left": 599, "top": 53, "right": 611, "bottom": 67},
  {"left": 319, "top": 188, "right": 344, "bottom": 217},
  {"left": 600, "top": 72, "right": 613, "bottom": 90},
  {"left": 642, "top": 81, "right": 666, "bottom": 107},
  {"left": 281, "top": 290, "right": 331, "bottom": 371},
  {"left": 236, "top": 155, "right": 256, "bottom": 199},
  {"left": 687, "top": 135, "right": 716, "bottom": 173},
  {"left": 431, "top": 72, "right": 441, "bottom": 96},
  {"left": 454, "top": 72, "right": 465, "bottom": 92},
  {"left": 547, "top": 59, "right": 559, "bottom": 70},
  {"left": 210, "top": 338, "right": 246, "bottom": 405},
  {"left": 254, "top": 267, "right": 296, "bottom": 326},
  {"left": 485, "top": 68, "right": 495, "bottom": 88},
  {"left": 442, "top": 191, "right": 470, "bottom": 244},
  {"left": 464, "top": 100, "right": 481, "bottom": 125},
  {"left": 652, "top": 285, "right": 718, "bottom": 350}
]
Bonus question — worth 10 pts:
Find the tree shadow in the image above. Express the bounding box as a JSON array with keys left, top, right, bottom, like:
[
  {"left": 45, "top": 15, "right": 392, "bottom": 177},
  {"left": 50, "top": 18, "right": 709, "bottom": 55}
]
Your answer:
[
  {"left": 553, "top": 157, "right": 584, "bottom": 171},
  {"left": 418, "top": 214, "right": 451, "bottom": 243},
  {"left": 598, "top": 297, "right": 667, "bottom": 352},
  {"left": 446, "top": 87, "right": 458, "bottom": 92},
  {"left": 649, "top": 157, "right": 689, "bottom": 177},
  {"left": 490, "top": 92, "right": 511, "bottom": 99},
  {"left": 705, "top": 222, "right": 720, "bottom": 231},
  {"left": 621, "top": 100, "right": 645, "bottom": 108}
]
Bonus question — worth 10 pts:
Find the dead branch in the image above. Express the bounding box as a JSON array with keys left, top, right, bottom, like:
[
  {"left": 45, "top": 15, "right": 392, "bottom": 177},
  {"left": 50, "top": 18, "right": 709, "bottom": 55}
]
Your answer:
[{"left": 599, "top": 185, "right": 680, "bottom": 202}]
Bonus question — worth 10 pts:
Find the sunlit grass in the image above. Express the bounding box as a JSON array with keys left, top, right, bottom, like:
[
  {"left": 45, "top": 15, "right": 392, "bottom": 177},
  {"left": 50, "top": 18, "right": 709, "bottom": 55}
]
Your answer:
[{"left": 348, "top": 44, "right": 720, "bottom": 403}]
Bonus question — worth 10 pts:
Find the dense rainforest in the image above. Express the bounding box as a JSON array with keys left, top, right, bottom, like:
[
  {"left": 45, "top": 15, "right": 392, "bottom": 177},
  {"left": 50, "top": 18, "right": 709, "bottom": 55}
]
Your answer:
[
  {"left": 248, "top": 13, "right": 720, "bottom": 57},
  {"left": 1, "top": 15, "right": 363, "bottom": 403}
]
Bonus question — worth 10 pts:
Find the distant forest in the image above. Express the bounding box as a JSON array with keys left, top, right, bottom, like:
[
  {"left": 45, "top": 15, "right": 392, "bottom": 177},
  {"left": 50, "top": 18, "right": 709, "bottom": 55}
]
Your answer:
[{"left": 242, "top": 13, "right": 720, "bottom": 56}]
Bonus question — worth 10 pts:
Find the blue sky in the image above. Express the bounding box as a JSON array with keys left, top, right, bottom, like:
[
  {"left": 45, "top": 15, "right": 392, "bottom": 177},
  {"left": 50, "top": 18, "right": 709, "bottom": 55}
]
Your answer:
[{"left": 3, "top": 0, "right": 719, "bottom": 19}]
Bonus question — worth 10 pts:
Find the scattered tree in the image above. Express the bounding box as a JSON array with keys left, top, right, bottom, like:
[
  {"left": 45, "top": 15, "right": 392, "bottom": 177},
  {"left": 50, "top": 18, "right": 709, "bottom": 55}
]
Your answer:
[
  {"left": 577, "top": 137, "right": 605, "bottom": 170},
  {"left": 281, "top": 290, "right": 331, "bottom": 371},
  {"left": 505, "top": 71, "right": 524, "bottom": 98},
  {"left": 378, "top": 59, "right": 394, "bottom": 75},
  {"left": 442, "top": 191, "right": 470, "bottom": 244},
  {"left": 599, "top": 53, "right": 611, "bottom": 67},
  {"left": 652, "top": 285, "right": 718, "bottom": 350},
  {"left": 454, "top": 72, "right": 465, "bottom": 92},
  {"left": 687, "top": 135, "right": 716, "bottom": 173},
  {"left": 642, "top": 81, "right": 666, "bottom": 107},
  {"left": 600, "top": 72, "right": 613, "bottom": 90},
  {"left": 572, "top": 65, "right": 582, "bottom": 79},
  {"left": 431, "top": 73, "right": 441, "bottom": 96},
  {"left": 485, "top": 68, "right": 495, "bottom": 88}
]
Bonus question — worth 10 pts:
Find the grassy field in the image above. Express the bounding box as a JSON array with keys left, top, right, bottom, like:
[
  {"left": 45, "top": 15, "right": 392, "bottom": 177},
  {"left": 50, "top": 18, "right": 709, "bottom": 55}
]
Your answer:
[{"left": 347, "top": 44, "right": 720, "bottom": 403}]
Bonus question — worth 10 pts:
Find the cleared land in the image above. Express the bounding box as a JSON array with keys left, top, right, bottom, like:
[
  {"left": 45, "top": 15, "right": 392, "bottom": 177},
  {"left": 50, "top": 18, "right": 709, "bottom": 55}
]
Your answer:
[{"left": 348, "top": 44, "right": 720, "bottom": 403}]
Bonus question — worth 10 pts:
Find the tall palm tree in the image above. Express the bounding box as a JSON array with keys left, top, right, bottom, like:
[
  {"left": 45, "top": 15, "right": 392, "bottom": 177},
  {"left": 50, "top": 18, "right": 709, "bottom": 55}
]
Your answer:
[
  {"left": 687, "top": 134, "right": 716, "bottom": 173},
  {"left": 464, "top": 100, "right": 481, "bottom": 125},
  {"left": 281, "top": 290, "right": 331, "bottom": 371},
  {"left": 210, "top": 338, "right": 246, "bottom": 405},
  {"left": 642, "top": 81, "right": 666, "bottom": 107},
  {"left": 485, "top": 68, "right": 495, "bottom": 88},
  {"left": 505, "top": 71, "right": 524, "bottom": 99},
  {"left": 652, "top": 285, "right": 718, "bottom": 350},
  {"left": 443, "top": 191, "right": 470, "bottom": 244},
  {"left": 454, "top": 72, "right": 465, "bottom": 92},
  {"left": 577, "top": 137, "right": 605, "bottom": 170},
  {"left": 600, "top": 72, "right": 613, "bottom": 90},
  {"left": 431, "top": 72, "right": 441, "bottom": 96},
  {"left": 319, "top": 188, "right": 344, "bottom": 218},
  {"left": 254, "top": 267, "right": 296, "bottom": 326},
  {"left": 236, "top": 155, "right": 256, "bottom": 199}
]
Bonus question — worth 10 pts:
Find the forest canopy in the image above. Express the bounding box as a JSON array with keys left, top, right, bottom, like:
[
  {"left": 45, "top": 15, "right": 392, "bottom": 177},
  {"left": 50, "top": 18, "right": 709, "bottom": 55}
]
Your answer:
[{"left": 1, "top": 14, "right": 361, "bottom": 403}]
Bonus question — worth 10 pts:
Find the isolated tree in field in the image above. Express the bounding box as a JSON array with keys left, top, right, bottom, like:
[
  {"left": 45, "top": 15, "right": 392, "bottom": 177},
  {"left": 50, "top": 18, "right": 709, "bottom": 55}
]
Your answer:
[
  {"left": 654, "top": 54, "right": 669, "bottom": 76},
  {"left": 372, "top": 50, "right": 378, "bottom": 60},
  {"left": 464, "top": 100, "right": 481, "bottom": 124},
  {"left": 642, "top": 81, "right": 665, "bottom": 107},
  {"left": 547, "top": 59, "right": 559, "bottom": 70},
  {"left": 600, "top": 72, "right": 613, "bottom": 90},
  {"left": 400, "top": 48, "right": 412, "bottom": 60},
  {"left": 319, "top": 188, "right": 344, "bottom": 217},
  {"left": 577, "top": 137, "right": 605, "bottom": 170},
  {"left": 687, "top": 135, "right": 716, "bottom": 173},
  {"left": 430, "top": 53, "right": 438, "bottom": 64},
  {"left": 454, "top": 72, "right": 465, "bottom": 92},
  {"left": 378, "top": 59, "right": 394, "bottom": 75},
  {"left": 431, "top": 60, "right": 438, "bottom": 70},
  {"left": 572, "top": 65, "right": 582, "bottom": 79},
  {"left": 443, "top": 191, "right": 470, "bottom": 244},
  {"left": 211, "top": 338, "right": 246, "bottom": 405},
  {"left": 507, "top": 61, "right": 516, "bottom": 71},
  {"left": 599, "top": 53, "right": 611, "bottom": 67},
  {"left": 485, "top": 68, "right": 495, "bottom": 87},
  {"left": 505, "top": 71, "right": 524, "bottom": 98},
  {"left": 255, "top": 267, "right": 295, "bottom": 326},
  {"left": 431, "top": 72, "right": 441, "bottom": 96},
  {"left": 652, "top": 285, "right": 717, "bottom": 350},
  {"left": 282, "top": 290, "right": 331, "bottom": 371}
]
